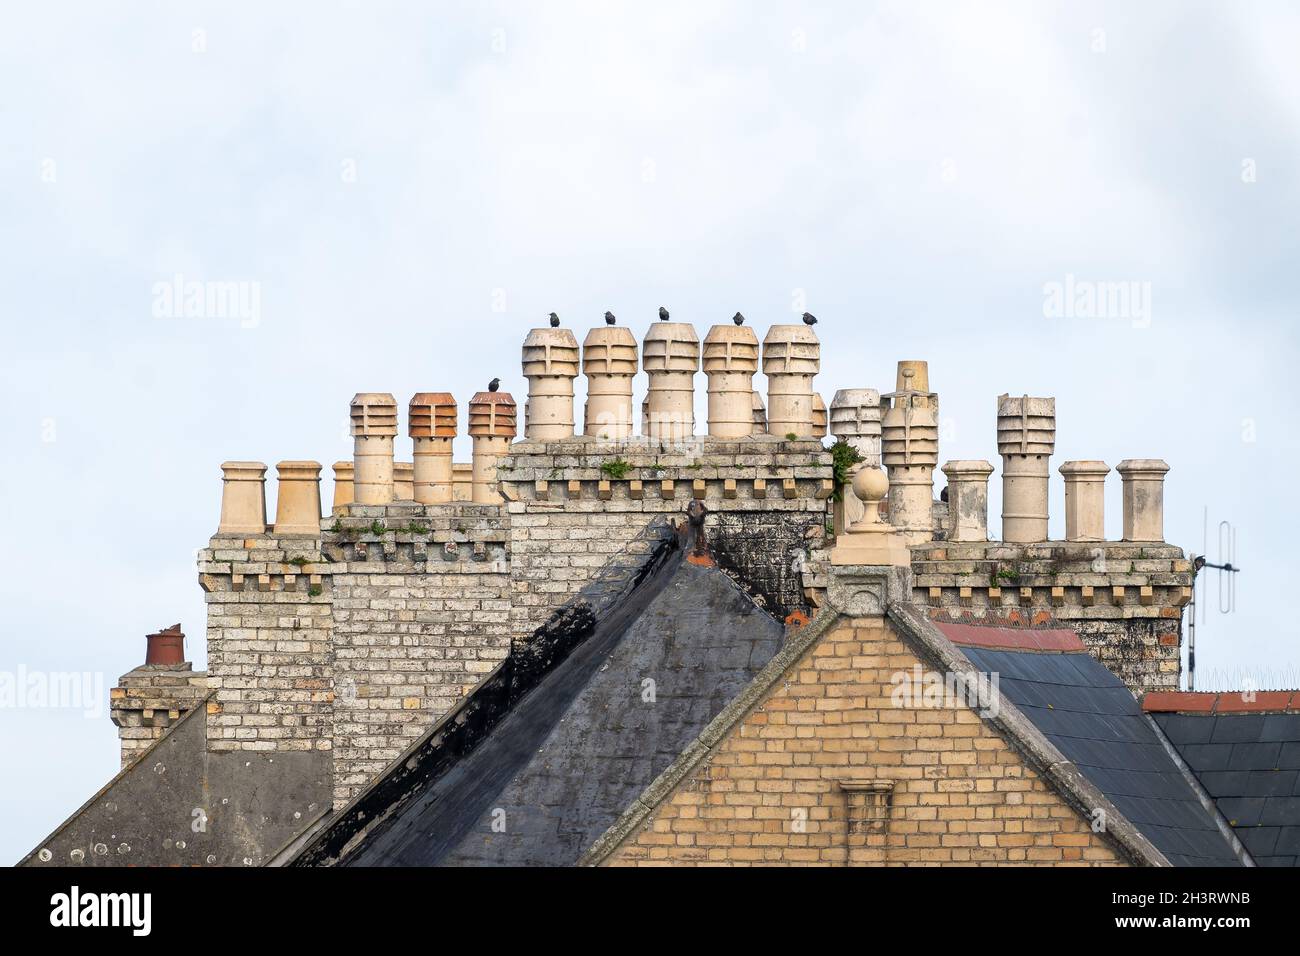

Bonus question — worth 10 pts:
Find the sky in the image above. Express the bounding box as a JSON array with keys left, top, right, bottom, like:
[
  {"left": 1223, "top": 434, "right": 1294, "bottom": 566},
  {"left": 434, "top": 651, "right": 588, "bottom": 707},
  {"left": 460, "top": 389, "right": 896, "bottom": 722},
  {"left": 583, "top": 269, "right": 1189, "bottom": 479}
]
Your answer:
[{"left": 1, "top": 0, "right": 1296, "bottom": 865}]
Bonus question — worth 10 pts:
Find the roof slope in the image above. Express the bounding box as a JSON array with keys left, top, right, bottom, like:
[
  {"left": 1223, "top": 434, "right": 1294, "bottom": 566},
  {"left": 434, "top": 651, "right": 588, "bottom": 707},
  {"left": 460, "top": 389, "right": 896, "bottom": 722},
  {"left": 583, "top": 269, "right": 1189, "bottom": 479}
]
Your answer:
[
  {"left": 939, "top": 623, "right": 1241, "bottom": 867},
  {"left": 1147, "top": 693, "right": 1300, "bottom": 867},
  {"left": 345, "top": 556, "right": 784, "bottom": 866}
]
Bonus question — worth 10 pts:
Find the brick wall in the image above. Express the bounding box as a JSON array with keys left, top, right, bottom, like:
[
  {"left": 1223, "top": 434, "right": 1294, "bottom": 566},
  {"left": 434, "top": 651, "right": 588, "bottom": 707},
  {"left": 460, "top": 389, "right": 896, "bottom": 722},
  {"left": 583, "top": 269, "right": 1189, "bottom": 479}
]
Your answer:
[
  {"left": 323, "top": 505, "right": 511, "bottom": 806},
  {"left": 110, "top": 664, "right": 210, "bottom": 767},
  {"left": 908, "top": 541, "right": 1191, "bottom": 693},
  {"left": 199, "top": 536, "right": 333, "bottom": 755},
  {"left": 604, "top": 617, "right": 1123, "bottom": 866}
]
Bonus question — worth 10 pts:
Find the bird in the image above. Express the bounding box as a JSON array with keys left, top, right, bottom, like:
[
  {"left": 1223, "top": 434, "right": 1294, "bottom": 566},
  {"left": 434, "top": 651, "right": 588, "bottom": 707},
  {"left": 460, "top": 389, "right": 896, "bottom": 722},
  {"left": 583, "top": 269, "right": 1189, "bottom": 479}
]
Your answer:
[
  {"left": 604, "top": 311, "right": 616, "bottom": 325},
  {"left": 733, "top": 312, "right": 745, "bottom": 326},
  {"left": 548, "top": 312, "right": 560, "bottom": 328},
  {"left": 802, "top": 312, "right": 818, "bottom": 326},
  {"left": 658, "top": 306, "right": 670, "bottom": 321},
  {"left": 488, "top": 377, "right": 500, "bottom": 393}
]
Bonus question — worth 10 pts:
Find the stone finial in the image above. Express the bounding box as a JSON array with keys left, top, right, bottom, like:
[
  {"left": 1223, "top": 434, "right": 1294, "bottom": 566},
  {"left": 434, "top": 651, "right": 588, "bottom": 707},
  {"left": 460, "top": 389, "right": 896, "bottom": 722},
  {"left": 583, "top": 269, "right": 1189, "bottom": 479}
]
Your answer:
[
  {"left": 350, "top": 393, "right": 398, "bottom": 505},
  {"left": 331, "top": 461, "right": 354, "bottom": 510},
  {"left": 751, "top": 390, "right": 767, "bottom": 434},
  {"left": 522, "top": 326, "right": 580, "bottom": 440},
  {"left": 1117, "top": 459, "right": 1170, "bottom": 542},
  {"left": 701, "top": 323, "right": 761, "bottom": 438},
  {"left": 272, "top": 461, "right": 322, "bottom": 535},
  {"left": 393, "top": 462, "right": 414, "bottom": 501},
  {"left": 582, "top": 325, "right": 638, "bottom": 440},
  {"left": 409, "top": 392, "right": 456, "bottom": 504},
  {"left": 941, "top": 460, "right": 995, "bottom": 543},
  {"left": 642, "top": 321, "right": 700, "bottom": 441},
  {"left": 830, "top": 465, "right": 910, "bottom": 567},
  {"left": 881, "top": 362, "right": 939, "bottom": 544},
  {"left": 1060, "top": 460, "right": 1110, "bottom": 542},
  {"left": 468, "top": 390, "right": 517, "bottom": 504},
  {"left": 996, "top": 394, "right": 1056, "bottom": 543},
  {"left": 762, "top": 324, "right": 820, "bottom": 438},
  {"left": 218, "top": 461, "right": 268, "bottom": 534}
]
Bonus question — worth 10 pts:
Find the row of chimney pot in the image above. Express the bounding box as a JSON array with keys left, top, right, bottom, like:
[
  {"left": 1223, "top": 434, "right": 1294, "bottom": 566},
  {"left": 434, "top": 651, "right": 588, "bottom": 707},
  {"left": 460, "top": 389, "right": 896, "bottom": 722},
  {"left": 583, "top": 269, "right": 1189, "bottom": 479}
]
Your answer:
[{"left": 214, "top": 341, "right": 1169, "bottom": 543}]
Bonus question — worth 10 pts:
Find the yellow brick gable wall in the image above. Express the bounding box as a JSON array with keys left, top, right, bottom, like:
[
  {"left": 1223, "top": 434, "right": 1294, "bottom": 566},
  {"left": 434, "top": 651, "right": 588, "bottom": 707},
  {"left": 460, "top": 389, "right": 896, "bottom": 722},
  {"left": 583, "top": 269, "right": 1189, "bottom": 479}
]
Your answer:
[{"left": 604, "top": 618, "right": 1125, "bottom": 866}]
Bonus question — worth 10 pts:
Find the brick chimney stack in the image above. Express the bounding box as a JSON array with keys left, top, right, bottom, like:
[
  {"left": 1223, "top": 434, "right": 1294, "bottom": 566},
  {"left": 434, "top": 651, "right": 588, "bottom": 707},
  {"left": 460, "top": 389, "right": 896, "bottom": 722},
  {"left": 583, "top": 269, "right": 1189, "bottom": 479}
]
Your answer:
[{"left": 111, "top": 624, "right": 207, "bottom": 768}]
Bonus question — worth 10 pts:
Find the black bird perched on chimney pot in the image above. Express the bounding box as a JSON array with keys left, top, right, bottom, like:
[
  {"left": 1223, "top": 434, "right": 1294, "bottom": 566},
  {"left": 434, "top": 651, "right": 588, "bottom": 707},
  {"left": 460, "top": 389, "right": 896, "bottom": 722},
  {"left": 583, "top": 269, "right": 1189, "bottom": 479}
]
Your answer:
[
  {"left": 604, "top": 311, "right": 616, "bottom": 325},
  {"left": 802, "top": 312, "right": 818, "bottom": 326},
  {"left": 548, "top": 312, "right": 560, "bottom": 328},
  {"left": 658, "top": 306, "right": 669, "bottom": 321},
  {"left": 733, "top": 312, "right": 745, "bottom": 326},
  {"left": 488, "top": 377, "right": 500, "bottom": 393}
]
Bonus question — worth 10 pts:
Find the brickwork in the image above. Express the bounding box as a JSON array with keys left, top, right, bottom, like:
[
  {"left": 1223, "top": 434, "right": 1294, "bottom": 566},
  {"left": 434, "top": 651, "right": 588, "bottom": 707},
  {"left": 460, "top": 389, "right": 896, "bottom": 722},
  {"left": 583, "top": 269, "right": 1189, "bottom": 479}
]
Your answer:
[
  {"left": 198, "top": 535, "right": 333, "bottom": 754},
  {"left": 322, "top": 504, "right": 511, "bottom": 805},
  {"left": 604, "top": 617, "right": 1124, "bottom": 866},
  {"left": 908, "top": 541, "right": 1192, "bottom": 692},
  {"left": 110, "top": 664, "right": 209, "bottom": 767},
  {"left": 498, "top": 438, "right": 832, "bottom": 629}
]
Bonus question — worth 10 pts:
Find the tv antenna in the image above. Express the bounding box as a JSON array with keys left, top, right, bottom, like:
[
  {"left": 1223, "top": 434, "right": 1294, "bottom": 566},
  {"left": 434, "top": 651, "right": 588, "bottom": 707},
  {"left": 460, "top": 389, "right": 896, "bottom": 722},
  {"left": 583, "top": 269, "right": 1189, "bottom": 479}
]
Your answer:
[{"left": 1187, "top": 507, "right": 1241, "bottom": 691}]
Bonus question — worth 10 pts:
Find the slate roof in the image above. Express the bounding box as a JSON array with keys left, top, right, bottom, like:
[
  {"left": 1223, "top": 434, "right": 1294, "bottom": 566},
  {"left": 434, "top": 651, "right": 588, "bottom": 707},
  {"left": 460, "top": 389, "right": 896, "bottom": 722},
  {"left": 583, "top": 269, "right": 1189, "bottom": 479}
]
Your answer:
[
  {"left": 937, "top": 623, "right": 1242, "bottom": 867},
  {"left": 342, "top": 556, "right": 784, "bottom": 866},
  {"left": 1146, "top": 692, "right": 1300, "bottom": 867}
]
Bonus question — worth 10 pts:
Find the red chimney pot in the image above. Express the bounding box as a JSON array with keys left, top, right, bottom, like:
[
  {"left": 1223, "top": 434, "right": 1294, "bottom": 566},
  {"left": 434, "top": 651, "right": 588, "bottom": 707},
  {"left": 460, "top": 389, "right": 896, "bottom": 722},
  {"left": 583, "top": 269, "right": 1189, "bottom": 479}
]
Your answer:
[{"left": 145, "top": 624, "right": 186, "bottom": 666}]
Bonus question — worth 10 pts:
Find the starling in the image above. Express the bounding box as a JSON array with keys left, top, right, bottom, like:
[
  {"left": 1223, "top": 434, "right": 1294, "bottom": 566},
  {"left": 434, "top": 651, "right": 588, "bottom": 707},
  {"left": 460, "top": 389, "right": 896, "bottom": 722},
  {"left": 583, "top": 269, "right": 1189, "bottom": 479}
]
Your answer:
[
  {"left": 604, "top": 311, "right": 616, "bottom": 325},
  {"left": 802, "top": 312, "right": 818, "bottom": 326},
  {"left": 658, "top": 306, "right": 669, "bottom": 321},
  {"left": 548, "top": 312, "right": 560, "bottom": 328},
  {"left": 733, "top": 312, "right": 745, "bottom": 326},
  {"left": 488, "top": 377, "right": 500, "bottom": 393}
]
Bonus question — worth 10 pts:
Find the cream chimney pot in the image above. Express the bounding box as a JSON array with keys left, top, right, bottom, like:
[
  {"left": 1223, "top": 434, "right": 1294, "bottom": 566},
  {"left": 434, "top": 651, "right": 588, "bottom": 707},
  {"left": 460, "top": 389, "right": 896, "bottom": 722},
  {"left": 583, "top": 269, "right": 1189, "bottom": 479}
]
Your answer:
[
  {"left": 582, "top": 326, "right": 638, "bottom": 440},
  {"left": 1117, "top": 459, "right": 1170, "bottom": 542},
  {"left": 350, "top": 393, "right": 398, "bottom": 505},
  {"left": 762, "top": 324, "right": 820, "bottom": 438},
  {"left": 522, "top": 327, "right": 579, "bottom": 440},
  {"left": 881, "top": 362, "right": 939, "bottom": 544},
  {"left": 218, "top": 461, "right": 268, "bottom": 535},
  {"left": 468, "top": 390, "right": 517, "bottom": 504},
  {"left": 331, "top": 461, "right": 355, "bottom": 511},
  {"left": 702, "top": 324, "right": 760, "bottom": 438},
  {"left": 941, "top": 460, "right": 995, "bottom": 543},
  {"left": 830, "top": 388, "right": 883, "bottom": 535},
  {"left": 273, "top": 461, "right": 322, "bottom": 536},
  {"left": 1060, "top": 460, "right": 1110, "bottom": 542},
  {"left": 642, "top": 322, "right": 700, "bottom": 441},
  {"left": 393, "top": 462, "right": 414, "bottom": 501},
  {"left": 996, "top": 394, "right": 1056, "bottom": 543},
  {"left": 409, "top": 392, "right": 456, "bottom": 504}
]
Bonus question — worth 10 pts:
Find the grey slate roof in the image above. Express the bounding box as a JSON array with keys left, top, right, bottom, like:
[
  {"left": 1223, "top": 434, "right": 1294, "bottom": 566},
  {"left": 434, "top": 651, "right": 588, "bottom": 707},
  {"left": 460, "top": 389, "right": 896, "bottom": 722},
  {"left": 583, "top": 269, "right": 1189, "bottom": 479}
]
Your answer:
[
  {"left": 1153, "top": 711, "right": 1300, "bottom": 867},
  {"left": 345, "top": 556, "right": 784, "bottom": 866},
  {"left": 955, "top": 644, "right": 1242, "bottom": 867}
]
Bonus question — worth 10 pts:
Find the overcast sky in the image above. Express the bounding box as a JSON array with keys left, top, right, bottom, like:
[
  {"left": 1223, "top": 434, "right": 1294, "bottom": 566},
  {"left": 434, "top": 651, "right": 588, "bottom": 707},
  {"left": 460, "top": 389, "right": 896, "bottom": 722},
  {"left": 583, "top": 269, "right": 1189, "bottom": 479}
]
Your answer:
[{"left": 1, "top": 0, "right": 1296, "bottom": 864}]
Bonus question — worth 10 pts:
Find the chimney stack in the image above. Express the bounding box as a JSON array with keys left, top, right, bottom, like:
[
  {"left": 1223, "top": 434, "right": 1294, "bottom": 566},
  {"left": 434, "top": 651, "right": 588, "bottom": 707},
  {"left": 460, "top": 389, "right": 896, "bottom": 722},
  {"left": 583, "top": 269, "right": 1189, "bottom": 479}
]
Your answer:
[
  {"left": 881, "top": 362, "right": 939, "bottom": 544},
  {"left": 582, "top": 325, "right": 638, "bottom": 440},
  {"left": 1117, "top": 459, "right": 1170, "bottom": 541},
  {"left": 762, "top": 324, "right": 820, "bottom": 438},
  {"left": 996, "top": 394, "right": 1056, "bottom": 543},
  {"left": 703, "top": 323, "right": 760, "bottom": 438},
  {"left": 272, "top": 460, "right": 322, "bottom": 535},
  {"left": 217, "top": 461, "right": 268, "bottom": 535},
  {"left": 468, "top": 390, "right": 517, "bottom": 504},
  {"left": 941, "top": 460, "right": 995, "bottom": 543},
  {"left": 522, "top": 326, "right": 579, "bottom": 440},
  {"left": 1060, "top": 460, "right": 1110, "bottom": 542},
  {"left": 642, "top": 321, "right": 700, "bottom": 441},
  {"left": 350, "top": 393, "right": 398, "bottom": 505},
  {"left": 409, "top": 393, "right": 456, "bottom": 503}
]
